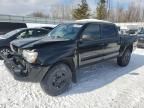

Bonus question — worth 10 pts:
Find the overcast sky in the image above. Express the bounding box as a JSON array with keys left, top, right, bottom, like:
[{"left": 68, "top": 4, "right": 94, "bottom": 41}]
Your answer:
[{"left": 0, "top": 0, "right": 142, "bottom": 16}]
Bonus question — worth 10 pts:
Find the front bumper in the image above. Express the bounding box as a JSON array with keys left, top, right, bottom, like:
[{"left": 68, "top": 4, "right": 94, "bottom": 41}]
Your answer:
[{"left": 1, "top": 53, "right": 49, "bottom": 82}]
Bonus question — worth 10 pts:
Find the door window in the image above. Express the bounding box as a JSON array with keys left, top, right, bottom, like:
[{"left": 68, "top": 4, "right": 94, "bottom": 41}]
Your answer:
[
  {"left": 17, "top": 29, "right": 35, "bottom": 39},
  {"left": 17, "top": 30, "right": 27, "bottom": 39},
  {"left": 35, "top": 29, "right": 48, "bottom": 36},
  {"left": 82, "top": 24, "right": 100, "bottom": 40},
  {"left": 101, "top": 24, "right": 117, "bottom": 38}
]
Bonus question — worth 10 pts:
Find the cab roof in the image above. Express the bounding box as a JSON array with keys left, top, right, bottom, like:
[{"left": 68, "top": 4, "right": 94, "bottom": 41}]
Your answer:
[
  {"left": 75, "top": 19, "right": 113, "bottom": 24},
  {"left": 14, "top": 27, "right": 48, "bottom": 31}
]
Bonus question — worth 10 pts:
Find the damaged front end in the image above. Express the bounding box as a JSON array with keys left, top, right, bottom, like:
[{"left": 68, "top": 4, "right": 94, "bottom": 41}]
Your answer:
[{"left": 0, "top": 49, "right": 49, "bottom": 82}]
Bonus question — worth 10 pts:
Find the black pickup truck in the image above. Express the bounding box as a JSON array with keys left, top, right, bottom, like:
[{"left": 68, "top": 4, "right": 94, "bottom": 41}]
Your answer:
[{"left": 1, "top": 19, "right": 137, "bottom": 96}]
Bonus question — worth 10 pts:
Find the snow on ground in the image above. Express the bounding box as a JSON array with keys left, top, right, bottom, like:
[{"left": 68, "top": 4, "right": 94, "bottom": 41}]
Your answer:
[{"left": 0, "top": 48, "right": 144, "bottom": 108}]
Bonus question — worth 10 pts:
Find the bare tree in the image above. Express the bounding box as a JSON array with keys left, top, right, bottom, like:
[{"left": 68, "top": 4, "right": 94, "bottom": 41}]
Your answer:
[
  {"left": 29, "top": 11, "right": 48, "bottom": 18},
  {"left": 107, "top": 0, "right": 143, "bottom": 22},
  {"left": 142, "top": 9, "right": 144, "bottom": 21},
  {"left": 28, "top": 0, "right": 144, "bottom": 22},
  {"left": 49, "top": 4, "right": 73, "bottom": 20},
  {"left": 126, "top": 1, "right": 142, "bottom": 22}
]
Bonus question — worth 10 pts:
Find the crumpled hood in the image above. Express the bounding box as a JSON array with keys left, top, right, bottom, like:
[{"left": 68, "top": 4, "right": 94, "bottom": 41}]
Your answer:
[{"left": 11, "top": 36, "right": 69, "bottom": 48}]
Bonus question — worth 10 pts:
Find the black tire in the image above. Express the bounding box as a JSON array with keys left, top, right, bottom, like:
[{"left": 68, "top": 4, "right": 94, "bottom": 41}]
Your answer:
[
  {"left": 40, "top": 63, "right": 72, "bottom": 96},
  {"left": 0, "top": 48, "right": 11, "bottom": 60},
  {"left": 117, "top": 49, "right": 132, "bottom": 67}
]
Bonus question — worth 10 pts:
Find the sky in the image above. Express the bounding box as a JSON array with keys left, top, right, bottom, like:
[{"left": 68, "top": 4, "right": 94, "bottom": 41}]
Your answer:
[{"left": 0, "top": 0, "right": 142, "bottom": 16}]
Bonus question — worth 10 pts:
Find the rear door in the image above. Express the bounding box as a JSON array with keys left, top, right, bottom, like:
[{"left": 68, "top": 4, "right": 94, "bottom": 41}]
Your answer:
[
  {"left": 101, "top": 24, "right": 120, "bottom": 59},
  {"left": 78, "top": 23, "right": 105, "bottom": 66}
]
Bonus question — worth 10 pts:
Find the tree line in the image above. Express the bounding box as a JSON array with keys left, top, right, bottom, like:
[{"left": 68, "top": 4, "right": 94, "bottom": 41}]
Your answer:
[{"left": 29, "top": 0, "right": 144, "bottom": 22}]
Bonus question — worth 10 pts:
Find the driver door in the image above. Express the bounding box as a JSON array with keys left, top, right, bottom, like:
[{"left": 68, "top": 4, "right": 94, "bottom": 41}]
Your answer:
[{"left": 78, "top": 23, "right": 105, "bottom": 66}]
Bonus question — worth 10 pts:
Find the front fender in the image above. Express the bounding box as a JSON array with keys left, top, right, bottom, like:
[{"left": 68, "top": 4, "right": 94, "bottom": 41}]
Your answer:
[
  {"left": 42, "top": 50, "right": 76, "bottom": 65},
  {"left": 37, "top": 47, "right": 78, "bottom": 83},
  {"left": 36, "top": 41, "right": 77, "bottom": 66}
]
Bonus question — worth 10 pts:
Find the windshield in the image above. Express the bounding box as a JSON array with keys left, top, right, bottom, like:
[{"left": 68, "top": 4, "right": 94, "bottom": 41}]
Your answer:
[
  {"left": 48, "top": 24, "right": 83, "bottom": 40},
  {"left": 4, "top": 29, "right": 22, "bottom": 38}
]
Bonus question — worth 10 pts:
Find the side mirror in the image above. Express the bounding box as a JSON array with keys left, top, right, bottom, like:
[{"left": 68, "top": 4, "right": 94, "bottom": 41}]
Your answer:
[
  {"left": 82, "top": 35, "right": 93, "bottom": 40},
  {"left": 17, "top": 36, "right": 21, "bottom": 39}
]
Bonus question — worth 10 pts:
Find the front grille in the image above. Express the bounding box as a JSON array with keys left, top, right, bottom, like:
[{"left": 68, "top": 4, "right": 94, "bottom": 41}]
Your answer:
[{"left": 14, "top": 56, "right": 26, "bottom": 68}]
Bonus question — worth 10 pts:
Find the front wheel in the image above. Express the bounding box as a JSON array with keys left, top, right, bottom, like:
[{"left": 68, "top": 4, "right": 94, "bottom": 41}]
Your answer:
[
  {"left": 117, "top": 49, "right": 132, "bottom": 67},
  {"left": 40, "top": 63, "right": 72, "bottom": 96}
]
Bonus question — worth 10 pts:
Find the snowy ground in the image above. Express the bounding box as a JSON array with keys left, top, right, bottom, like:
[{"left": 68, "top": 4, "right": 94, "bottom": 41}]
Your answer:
[{"left": 0, "top": 48, "right": 144, "bottom": 108}]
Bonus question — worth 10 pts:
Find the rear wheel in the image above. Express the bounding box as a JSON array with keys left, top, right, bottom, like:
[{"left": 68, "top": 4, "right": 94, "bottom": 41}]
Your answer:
[
  {"left": 0, "top": 48, "right": 11, "bottom": 60},
  {"left": 40, "top": 63, "right": 72, "bottom": 96},
  {"left": 117, "top": 49, "right": 131, "bottom": 67}
]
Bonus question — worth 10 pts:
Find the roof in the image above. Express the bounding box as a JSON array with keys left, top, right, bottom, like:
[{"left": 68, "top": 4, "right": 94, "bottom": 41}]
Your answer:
[
  {"left": 10, "top": 27, "right": 49, "bottom": 32},
  {"left": 26, "top": 23, "right": 57, "bottom": 28},
  {"left": 75, "top": 19, "right": 113, "bottom": 24}
]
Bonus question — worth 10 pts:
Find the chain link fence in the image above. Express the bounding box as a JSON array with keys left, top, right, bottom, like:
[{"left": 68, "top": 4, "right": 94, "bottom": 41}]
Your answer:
[
  {"left": 0, "top": 14, "right": 73, "bottom": 24},
  {"left": 1, "top": 14, "right": 144, "bottom": 29}
]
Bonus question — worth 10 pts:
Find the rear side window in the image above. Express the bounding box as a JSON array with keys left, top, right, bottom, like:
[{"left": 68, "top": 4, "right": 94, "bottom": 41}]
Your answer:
[
  {"left": 82, "top": 24, "right": 100, "bottom": 40},
  {"left": 101, "top": 24, "right": 117, "bottom": 38}
]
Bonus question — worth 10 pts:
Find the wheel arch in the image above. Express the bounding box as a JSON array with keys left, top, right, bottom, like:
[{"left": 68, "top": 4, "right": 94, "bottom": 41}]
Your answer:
[
  {"left": 119, "top": 44, "right": 133, "bottom": 57},
  {"left": 42, "top": 58, "right": 77, "bottom": 83}
]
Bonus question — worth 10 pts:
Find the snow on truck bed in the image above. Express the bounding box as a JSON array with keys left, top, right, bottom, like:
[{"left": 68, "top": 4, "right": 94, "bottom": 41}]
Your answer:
[{"left": 0, "top": 49, "right": 144, "bottom": 108}]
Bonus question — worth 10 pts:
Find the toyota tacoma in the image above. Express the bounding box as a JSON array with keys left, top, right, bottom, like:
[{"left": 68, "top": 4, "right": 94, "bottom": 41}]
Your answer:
[{"left": 1, "top": 19, "right": 137, "bottom": 96}]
